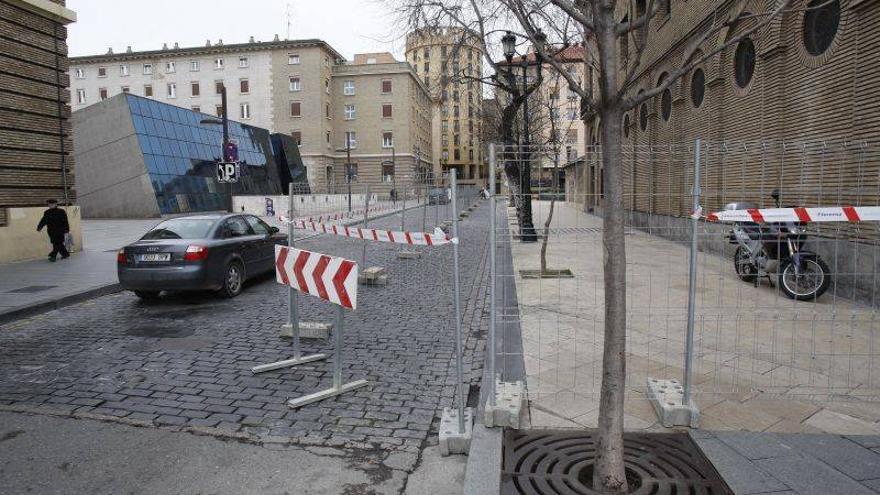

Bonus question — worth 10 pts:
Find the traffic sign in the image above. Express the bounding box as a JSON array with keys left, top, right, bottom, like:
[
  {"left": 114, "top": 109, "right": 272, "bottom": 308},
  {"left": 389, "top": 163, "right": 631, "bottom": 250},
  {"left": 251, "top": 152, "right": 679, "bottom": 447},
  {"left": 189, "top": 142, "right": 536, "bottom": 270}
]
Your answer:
[
  {"left": 216, "top": 161, "right": 239, "bottom": 183},
  {"left": 275, "top": 246, "right": 358, "bottom": 310},
  {"left": 224, "top": 142, "right": 239, "bottom": 162}
]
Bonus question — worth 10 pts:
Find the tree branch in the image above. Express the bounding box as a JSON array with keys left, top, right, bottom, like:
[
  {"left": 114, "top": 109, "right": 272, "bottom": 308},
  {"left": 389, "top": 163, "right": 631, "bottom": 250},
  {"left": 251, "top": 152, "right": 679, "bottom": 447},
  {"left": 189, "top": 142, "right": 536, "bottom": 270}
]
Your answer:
[{"left": 549, "top": 0, "right": 595, "bottom": 33}]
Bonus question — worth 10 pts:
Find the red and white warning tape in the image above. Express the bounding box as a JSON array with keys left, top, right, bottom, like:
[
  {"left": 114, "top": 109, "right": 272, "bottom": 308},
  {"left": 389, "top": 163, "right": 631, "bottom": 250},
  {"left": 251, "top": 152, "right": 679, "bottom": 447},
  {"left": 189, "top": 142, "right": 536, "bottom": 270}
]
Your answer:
[
  {"left": 292, "top": 202, "right": 403, "bottom": 224},
  {"left": 278, "top": 216, "right": 457, "bottom": 246},
  {"left": 696, "top": 206, "right": 880, "bottom": 223}
]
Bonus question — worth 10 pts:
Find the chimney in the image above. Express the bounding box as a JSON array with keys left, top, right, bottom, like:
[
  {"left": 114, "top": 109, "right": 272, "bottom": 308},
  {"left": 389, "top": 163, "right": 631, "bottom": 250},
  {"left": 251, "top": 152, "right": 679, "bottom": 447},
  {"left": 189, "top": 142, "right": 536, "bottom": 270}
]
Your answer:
[
  {"left": 174, "top": 42, "right": 179, "bottom": 49},
  {"left": 161, "top": 43, "right": 167, "bottom": 50},
  {"left": 107, "top": 47, "right": 113, "bottom": 54},
  {"left": 249, "top": 36, "right": 255, "bottom": 43},
  {"left": 273, "top": 34, "right": 280, "bottom": 42},
  {"left": 217, "top": 39, "right": 223, "bottom": 46},
  {"left": 126, "top": 46, "right": 132, "bottom": 53},
  {"left": 206, "top": 40, "right": 212, "bottom": 47}
]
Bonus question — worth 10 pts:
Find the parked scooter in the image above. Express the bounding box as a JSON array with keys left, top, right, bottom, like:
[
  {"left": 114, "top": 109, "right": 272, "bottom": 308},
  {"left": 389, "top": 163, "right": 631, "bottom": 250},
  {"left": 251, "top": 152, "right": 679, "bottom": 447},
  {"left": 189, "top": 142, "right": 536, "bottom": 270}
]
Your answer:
[{"left": 726, "top": 189, "right": 831, "bottom": 301}]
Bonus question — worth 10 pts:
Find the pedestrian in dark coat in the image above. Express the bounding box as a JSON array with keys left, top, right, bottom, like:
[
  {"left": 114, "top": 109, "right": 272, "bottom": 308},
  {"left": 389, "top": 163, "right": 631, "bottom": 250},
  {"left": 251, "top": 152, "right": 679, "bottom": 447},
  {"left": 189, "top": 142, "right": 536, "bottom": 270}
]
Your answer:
[{"left": 37, "top": 199, "right": 70, "bottom": 262}]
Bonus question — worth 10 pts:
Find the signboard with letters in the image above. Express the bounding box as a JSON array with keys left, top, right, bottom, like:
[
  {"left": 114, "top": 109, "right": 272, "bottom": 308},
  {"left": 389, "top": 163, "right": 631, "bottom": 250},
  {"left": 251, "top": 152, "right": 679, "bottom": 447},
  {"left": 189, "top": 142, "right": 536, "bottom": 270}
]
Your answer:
[{"left": 216, "top": 161, "right": 239, "bottom": 183}]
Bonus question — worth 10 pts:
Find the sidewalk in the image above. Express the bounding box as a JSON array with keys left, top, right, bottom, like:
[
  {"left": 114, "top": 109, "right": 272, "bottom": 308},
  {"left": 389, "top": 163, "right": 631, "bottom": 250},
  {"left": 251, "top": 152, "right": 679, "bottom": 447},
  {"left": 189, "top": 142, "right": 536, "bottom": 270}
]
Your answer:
[
  {"left": 0, "top": 219, "right": 156, "bottom": 325},
  {"left": 506, "top": 200, "right": 880, "bottom": 435}
]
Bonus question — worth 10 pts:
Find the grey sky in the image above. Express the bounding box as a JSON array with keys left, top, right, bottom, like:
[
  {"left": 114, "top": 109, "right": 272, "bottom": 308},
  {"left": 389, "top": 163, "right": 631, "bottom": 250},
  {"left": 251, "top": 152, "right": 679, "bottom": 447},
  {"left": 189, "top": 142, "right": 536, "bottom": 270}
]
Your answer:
[{"left": 67, "top": 0, "right": 405, "bottom": 60}]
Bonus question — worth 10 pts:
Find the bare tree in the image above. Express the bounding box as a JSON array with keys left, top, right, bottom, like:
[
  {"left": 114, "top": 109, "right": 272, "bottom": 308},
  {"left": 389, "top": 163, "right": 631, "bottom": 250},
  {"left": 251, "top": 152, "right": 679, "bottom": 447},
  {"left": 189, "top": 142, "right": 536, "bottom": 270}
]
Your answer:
[{"left": 499, "top": 0, "right": 802, "bottom": 492}]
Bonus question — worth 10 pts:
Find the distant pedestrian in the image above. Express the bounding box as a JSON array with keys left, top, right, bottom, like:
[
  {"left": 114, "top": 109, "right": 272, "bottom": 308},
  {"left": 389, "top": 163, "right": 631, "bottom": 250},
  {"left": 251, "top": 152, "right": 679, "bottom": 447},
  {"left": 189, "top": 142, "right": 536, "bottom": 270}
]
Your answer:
[{"left": 37, "top": 199, "right": 70, "bottom": 262}]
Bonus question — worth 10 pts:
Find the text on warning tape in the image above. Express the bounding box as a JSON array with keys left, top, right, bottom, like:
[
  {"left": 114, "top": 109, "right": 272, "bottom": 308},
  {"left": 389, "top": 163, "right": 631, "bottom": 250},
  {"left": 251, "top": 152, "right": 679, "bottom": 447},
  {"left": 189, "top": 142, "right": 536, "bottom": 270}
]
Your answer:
[{"left": 706, "top": 206, "right": 880, "bottom": 224}]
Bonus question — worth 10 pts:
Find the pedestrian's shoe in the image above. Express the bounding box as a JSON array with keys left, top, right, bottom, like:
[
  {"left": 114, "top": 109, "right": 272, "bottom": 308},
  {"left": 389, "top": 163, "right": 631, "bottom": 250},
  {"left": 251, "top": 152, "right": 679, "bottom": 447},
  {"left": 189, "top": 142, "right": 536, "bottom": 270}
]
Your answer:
[{"left": 48, "top": 256, "right": 56, "bottom": 262}]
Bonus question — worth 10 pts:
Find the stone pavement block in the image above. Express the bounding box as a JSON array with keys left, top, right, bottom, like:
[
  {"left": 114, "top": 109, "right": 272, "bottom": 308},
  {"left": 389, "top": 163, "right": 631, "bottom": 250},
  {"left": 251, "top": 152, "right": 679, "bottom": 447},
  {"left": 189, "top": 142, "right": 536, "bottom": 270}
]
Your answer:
[
  {"left": 713, "top": 431, "right": 797, "bottom": 460},
  {"left": 702, "top": 400, "right": 780, "bottom": 432},
  {"left": 756, "top": 455, "right": 877, "bottom": 495},
  {"left": 693, "top": 438, "right": 790, "bottom": 495},
  {"left": 805, "top": 409, "right": 880, "bottom": 435},
  {"left": 860, "top": 478, "right": 880, "bottom": 492},
  {"left": 776, "top": 434, "right": 880, "bottom": 481},
  {"left": 847, "top": 435, "right": 880, "bottom": 448}
]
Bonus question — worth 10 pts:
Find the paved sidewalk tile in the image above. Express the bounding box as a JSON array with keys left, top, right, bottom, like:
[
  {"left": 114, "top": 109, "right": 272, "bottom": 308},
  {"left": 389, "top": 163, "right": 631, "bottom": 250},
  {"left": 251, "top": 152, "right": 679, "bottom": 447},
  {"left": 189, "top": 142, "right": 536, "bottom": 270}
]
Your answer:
[
  {"left": 755, "top": 455, "right": 877, "bottom": 495},
  {"left": 712, "top": 431, "right": 796, "bottom": 460},
  {"left": 694, "top": 437, "right": 790, "bottom": 494},
  {"left": 776, "top": 434, "right": 880, "bottom": 481}
]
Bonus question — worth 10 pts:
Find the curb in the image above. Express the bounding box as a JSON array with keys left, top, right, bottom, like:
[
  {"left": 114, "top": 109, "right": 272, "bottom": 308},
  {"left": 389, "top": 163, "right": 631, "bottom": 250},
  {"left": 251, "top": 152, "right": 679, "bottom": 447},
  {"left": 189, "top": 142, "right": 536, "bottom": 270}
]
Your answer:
[{"left": 0, "top": 283, "right": 123, "bottom": 326}]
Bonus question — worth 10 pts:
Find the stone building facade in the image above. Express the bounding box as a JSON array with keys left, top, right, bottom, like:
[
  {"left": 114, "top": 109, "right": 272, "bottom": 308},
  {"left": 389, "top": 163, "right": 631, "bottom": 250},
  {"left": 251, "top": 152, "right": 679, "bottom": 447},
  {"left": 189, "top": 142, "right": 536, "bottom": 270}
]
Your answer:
[
  {"left": 69, "top": 40, "right": 432, "bottom": 195},
  {"left": 0, "top": 0, "right": 78, "bottom": 263},
  {"left": 405, "top": 27, "right": 485, "bottom": 186}
]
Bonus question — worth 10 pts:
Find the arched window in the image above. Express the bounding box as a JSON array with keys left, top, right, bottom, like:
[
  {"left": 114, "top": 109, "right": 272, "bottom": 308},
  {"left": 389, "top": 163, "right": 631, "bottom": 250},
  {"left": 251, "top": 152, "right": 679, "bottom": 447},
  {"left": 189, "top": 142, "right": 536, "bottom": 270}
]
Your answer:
[
  {"left": 691, "top": 68, "right": 705, "bottom": 108},
  {"left": 734, "top": 38, "right": 756, "bottom": 88},
  {"left": 639, "top": 102, "right": 648, "bottom": 131},
  {"left": 623, "top": 113, "right": 631, "bottom": 138},
  {"left": 803, "top": 0, "right": 840, "bottom": 56},
  {"left": 658, "top": 73, "right": 671, "bottom": 122}
]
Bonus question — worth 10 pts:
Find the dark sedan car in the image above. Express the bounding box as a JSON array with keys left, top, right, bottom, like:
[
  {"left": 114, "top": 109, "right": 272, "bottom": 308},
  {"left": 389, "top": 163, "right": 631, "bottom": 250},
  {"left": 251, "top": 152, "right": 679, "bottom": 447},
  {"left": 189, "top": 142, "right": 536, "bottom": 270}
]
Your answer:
[
  {"left": 117, "top": 214, "right": 285, "bottom": 299},
  {"left": 428, "top": 187, "right": 450, "bottom": 205}
]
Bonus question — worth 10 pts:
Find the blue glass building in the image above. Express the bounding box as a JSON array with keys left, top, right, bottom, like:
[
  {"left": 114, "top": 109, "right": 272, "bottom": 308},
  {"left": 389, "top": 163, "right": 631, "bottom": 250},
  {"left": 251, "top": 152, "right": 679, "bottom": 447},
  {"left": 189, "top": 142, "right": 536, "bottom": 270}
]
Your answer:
[{"left": 73, "top": 94, "right": 308, "bottom": 218}]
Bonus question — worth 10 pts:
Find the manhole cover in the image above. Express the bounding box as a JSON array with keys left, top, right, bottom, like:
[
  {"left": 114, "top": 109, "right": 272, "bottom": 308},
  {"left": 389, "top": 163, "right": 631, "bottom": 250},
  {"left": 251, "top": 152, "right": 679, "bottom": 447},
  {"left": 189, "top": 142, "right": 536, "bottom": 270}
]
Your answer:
[
  {"left": 502, "top": 430, "right": 731, "bottom": 495},
  {"left": 7, "top": 285, "right": 57, "bottom": 294},
  {"left": 125, "top": 325, "right": 194, "bottom": 338}
]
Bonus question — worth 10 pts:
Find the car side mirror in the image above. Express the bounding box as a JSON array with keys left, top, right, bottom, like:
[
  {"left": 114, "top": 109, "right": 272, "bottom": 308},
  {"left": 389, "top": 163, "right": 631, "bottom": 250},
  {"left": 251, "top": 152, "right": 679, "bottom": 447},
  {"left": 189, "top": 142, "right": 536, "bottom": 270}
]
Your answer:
[{"left": 270, "top": 226, "right": 280, "bottom": 234}]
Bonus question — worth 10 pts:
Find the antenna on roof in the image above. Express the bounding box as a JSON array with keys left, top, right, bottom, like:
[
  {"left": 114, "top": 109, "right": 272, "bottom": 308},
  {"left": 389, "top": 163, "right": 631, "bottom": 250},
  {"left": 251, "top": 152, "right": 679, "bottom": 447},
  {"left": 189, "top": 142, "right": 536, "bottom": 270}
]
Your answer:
[{"left": 286, "top": 2, "right": 293, "bottom": 40}]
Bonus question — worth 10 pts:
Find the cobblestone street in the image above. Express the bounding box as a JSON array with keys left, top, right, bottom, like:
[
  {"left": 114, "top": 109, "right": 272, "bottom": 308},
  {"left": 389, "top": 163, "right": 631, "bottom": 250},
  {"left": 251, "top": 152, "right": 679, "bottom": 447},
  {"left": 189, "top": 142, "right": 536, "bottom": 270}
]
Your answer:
[{"left": 0, "top": 201, "right": 491, "bottom": 464}]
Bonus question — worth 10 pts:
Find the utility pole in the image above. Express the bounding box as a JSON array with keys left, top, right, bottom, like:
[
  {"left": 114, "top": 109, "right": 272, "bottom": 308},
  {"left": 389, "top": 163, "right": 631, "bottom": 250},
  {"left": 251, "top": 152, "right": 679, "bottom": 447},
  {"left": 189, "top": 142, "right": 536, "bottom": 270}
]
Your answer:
[
  {"left": 346, "top": 136, "right": 352, "bottom": 212},
  {"left": 221, "top": 83, "right": 231, "bottom": 213},
  {"left": 519, "top": 56, "right": 537, "bottom": 241}
]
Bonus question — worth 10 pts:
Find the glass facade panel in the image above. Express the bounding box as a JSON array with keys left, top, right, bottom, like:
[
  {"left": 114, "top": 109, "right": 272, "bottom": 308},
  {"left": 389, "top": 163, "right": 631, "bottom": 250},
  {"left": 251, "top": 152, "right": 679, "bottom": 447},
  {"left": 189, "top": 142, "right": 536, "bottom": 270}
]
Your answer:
[{"left": 125, "top": 94, "right": 303, "bottom": 214}]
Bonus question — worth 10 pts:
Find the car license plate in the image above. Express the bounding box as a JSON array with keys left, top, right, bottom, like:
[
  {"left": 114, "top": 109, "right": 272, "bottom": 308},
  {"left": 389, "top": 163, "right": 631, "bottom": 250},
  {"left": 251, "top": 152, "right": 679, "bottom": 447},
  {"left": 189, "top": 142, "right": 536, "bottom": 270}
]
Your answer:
[{"left": 138, "top": 253, "right": 170, "bottom": 262}]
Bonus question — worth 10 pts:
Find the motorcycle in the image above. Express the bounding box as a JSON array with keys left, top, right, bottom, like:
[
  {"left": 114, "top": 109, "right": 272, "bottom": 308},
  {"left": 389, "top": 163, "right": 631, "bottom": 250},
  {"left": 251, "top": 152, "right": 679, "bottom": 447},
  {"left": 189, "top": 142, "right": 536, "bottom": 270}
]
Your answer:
[{"left": 726, "top": 189, "right": 831, "bottom": 301}]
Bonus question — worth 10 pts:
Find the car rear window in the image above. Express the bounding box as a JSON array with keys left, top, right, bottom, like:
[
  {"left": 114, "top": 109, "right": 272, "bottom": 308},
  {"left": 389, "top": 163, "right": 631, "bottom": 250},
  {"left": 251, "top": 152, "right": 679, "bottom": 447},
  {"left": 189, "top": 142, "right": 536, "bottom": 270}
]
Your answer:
[{"left": 142, "top": 218, "right": 216, "bottom": 240}]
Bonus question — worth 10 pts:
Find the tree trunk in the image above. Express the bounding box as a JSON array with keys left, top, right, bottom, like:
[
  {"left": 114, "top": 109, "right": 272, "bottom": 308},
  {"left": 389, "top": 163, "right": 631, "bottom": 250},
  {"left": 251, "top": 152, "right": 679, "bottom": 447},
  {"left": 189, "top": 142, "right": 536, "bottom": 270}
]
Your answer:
[
  {"left": 540, "top": 154, "right": 559, "bottom": 274},
  {"left": 592, "top": 3, "right": 628, "bottom": 492}
]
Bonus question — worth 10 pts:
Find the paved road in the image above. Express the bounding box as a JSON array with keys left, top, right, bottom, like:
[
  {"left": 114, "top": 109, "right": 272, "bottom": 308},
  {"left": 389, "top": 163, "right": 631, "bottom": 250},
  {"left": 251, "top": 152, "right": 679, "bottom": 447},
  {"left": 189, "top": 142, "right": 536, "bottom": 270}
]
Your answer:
[{"left": 0, "top": 201, "right": 488, "bottom": 492}]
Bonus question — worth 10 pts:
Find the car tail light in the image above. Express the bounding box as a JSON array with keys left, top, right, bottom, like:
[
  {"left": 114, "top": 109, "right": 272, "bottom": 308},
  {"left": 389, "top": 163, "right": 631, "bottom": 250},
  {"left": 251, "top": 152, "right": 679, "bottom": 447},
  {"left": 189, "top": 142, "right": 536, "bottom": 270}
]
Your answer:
[
  {"left": 184, "top": 245, "right": 209, "bottom": 261},
  {"left": 117, "top": 249, "right": 127, "bottom": 264}
]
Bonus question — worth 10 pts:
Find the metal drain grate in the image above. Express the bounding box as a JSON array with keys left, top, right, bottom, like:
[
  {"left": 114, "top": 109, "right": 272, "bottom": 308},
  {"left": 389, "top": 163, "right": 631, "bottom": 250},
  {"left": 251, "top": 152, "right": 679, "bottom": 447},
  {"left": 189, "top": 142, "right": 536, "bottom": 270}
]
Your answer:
[{"left": 502, "top": 430, "right": 732, "bottom": 495}]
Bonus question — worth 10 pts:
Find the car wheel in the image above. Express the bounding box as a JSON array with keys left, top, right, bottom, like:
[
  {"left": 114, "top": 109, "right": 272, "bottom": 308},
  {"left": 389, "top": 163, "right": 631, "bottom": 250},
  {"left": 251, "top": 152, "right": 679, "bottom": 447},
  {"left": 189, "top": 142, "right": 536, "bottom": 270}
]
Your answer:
[
  {"left": 134, "top": 290, "right": 161, "bottom": 300},
  {"left": 219, "top": 261, "right": 244, "bottom": 298}
]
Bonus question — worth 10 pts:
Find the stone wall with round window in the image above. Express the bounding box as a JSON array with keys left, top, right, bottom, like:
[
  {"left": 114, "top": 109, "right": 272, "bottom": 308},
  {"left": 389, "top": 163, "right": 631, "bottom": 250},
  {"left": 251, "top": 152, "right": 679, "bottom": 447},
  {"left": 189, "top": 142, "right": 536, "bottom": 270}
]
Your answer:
[{"left": 799, "top": 0, "right": 843, "bottom": 67}]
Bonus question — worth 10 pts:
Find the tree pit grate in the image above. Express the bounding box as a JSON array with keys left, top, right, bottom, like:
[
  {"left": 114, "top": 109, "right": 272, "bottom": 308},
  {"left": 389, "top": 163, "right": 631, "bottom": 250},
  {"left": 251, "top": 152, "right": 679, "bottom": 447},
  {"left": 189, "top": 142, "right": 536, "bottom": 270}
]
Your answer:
[{"left": 502, "top": 430, "right": 732, "bottom": 495}]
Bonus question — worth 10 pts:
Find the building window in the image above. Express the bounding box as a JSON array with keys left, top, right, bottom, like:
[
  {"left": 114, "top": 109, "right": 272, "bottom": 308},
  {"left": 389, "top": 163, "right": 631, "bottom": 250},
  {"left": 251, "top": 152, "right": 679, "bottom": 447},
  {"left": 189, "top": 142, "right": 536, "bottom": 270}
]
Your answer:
[
  {"left": 214, "top": 58, "right": 224, "bottom": 69},
  {"left": 566, "top": 129, "right": 578, "bottom": 145},
  {"left": 76, "top": 88, "right": 86, "bottom": 104},
  {"left": 99, "top": 88, "right": 108, "bottom": 100},
  {"left": 344, "top": 104, "right": 356, "bottom": 120},
  {"left": 659, "top": 74, "right": 672, "bottom": 122},
  {"left": 190, "top": 60, "right": 200, "bottom": 71},
  {"left": 121, "top": 86, "right": 130, "bottom": 93},
  {"left": 191, "top": 82, "right": 200, "bottom": 96},
  {"left": 326, "top": 131, "right": 331, "bottom": 143},
  {"left": 289, "top": 76, "right": 301, "bottom": 91},
  {"left": 424, "top": 62, "right": 430, "bottom": 72},
  {"left": 639, "top": 102, "right": 648, "bottom": 131},
  {"left": 382, "top": 104, "right": 393, "bottom": 118},
  {"left": 74, "top": 68, "right": 84, "bottom": 79},
  {"left": 192, "top": 105, "right": 201, "bottom": 113},
  {"left": 325, "top": 78, "right": 330, "bottom": 94},
  {"left": 343, "top": 80, "right": 355, "bottom": 95},
  {"left": 623, "top": 113, "right": 631, "bottom": 138},
  {"left": 344, "top": 131, "right": 356, "bottom": 148},
  {"left": 288, "top": 54, "right": 300, "bottom": 65},
  {"left": 119, "top": 64, "right": 129, "bottom": 76},
  {"left": 143, "top": 64, "right": 152, "bottom": 75},
  {"left": 240, "top": 103, "right": 250, "bottom": 119},
  {"left": 382, "top": 162, "right": 394, "bottom": 182},
  {"left": 216, "top": 105, "right": 224, "bottom": 118},
  {"left": 166, "top": 61, "right": 175, "bottom": 73},
  {"left": 292, "top": 131, "right": 302, "bottom": 145},
  {"left": 215, "top": 81, "right": 224, "bottom": 94},
  {"left": 382, "top": 131, "right": 393, "bottom": 148},
  {"left": 144, "top": 84, "right": 153, "bottom": 97},
  {"left": 290, "top": 101, "right": 301, "bottom": 117},
  {"left": 326, "top": 102, "right": 331, "bottom": 118},
  {"left": 803, "top": 0, "right": 840, "bottom": 56},
  {"left": 239, "top": 57, "right": 249, "bottom": 68},
  {"left": 567, "top": 107, "right": 579, "bottom": 120},
  {"left": 240, "top": 79, "right": 249, "bottom": 93},
  {"left": 454, "top": 149, "right": 461, "bottom": 161},
  {"left": 324, "top": 56, "right": 330, "bottom": 67},
  {"left": 734, "top": 38, "right": 756, "bottom": 89},
  {"left": 98, "top": 67, "right": 107, "bottom": 77},
  {"left": 691, "top": 68, "right": 705, "bottom": 108},
  {"left": 167, "top": 83, "right": 176, "bottom": 98},
  {"left": 382, "top": 79, "right": 392, "bottom": 93}
]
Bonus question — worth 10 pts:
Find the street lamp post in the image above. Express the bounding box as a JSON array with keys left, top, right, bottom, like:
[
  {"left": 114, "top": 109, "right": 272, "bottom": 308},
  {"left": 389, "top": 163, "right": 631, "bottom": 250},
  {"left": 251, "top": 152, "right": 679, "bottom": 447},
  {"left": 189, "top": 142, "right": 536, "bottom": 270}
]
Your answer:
[
  {"left": 346, "top": 137, "right": 352, "bottom": 212},
  {"left": 200, "top": 83, "right": 233, "bottom": 213}
]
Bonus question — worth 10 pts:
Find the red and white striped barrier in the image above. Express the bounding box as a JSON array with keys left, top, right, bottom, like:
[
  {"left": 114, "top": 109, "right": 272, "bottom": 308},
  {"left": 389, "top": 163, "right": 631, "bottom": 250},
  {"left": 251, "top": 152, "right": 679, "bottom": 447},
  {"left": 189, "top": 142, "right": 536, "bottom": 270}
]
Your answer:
[
  {"left": 278, "top": 216, "right": 457, "bottom": 246},
  {"left": 293, "top": 202, "right": 401, "bottom": 224},
  {"left": 275, "top": 245, "right": 358, "bottom": 310},
  {"left": 704, "top": 206, "right": 880, "bottom": 224}
]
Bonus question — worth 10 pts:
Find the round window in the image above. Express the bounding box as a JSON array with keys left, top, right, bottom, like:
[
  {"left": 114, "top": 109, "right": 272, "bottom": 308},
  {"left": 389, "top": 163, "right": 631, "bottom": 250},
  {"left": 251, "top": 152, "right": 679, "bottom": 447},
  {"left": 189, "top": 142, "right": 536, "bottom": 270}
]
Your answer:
[
  {"left": 691, "top": 68, "right": 705, "bottom": 108},
  {"left": 639, "top": 103, "right": 648, "bottom": 130},
  {"left": 734, "top": 38, "right": 756, "bottom": 89},
  {"left": 803, "top": 0, "right": 840, "bottom": 56},
  {"left": 623, "top": 114, "right": 630, "bottom": 138},
  {"left": 661, "top": 88, "right": 672, "bottom": 121}
]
